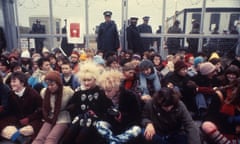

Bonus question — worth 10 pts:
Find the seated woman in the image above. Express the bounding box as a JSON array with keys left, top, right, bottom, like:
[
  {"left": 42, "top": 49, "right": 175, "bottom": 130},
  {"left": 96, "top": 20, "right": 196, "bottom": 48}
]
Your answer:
[
  {"left": 32, "top": 71, "right": 74, "bottom": 144},
  {"left": 201, "top": 66, "right": 240, "bottom": 144},
  {"left": 62, "top": 61, "right": 112, "bottom": 144},
  {"left": 96, "top": 69, "right": 142, "bottom": 144},
  {"left": 142, "top": 87, "right": 201, "bottom": 144},
  {"left": 0, "top": 72, "right": 42, "bottom": 143},
  {"left": 138, "top": 60, "right": 161, "bottom": 102}
]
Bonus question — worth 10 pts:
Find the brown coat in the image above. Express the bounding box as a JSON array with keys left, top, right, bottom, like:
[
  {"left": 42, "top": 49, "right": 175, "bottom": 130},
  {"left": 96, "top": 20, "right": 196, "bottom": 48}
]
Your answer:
[{"left": 0, "top": 86, "right": 43, "bottom": 137}]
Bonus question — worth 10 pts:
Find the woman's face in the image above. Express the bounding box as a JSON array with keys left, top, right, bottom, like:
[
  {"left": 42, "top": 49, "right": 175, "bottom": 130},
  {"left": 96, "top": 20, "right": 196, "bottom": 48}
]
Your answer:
[
  {"left": 123, "top": 70, "right": 135, "bottom": 79},
  {"left": 10, "top": 78, "right": 24, "bottom": 92},
  {"left": 82, "top": 78, "right": 96, "bottom": 90},
  {"left": 142, "top": 68, "right": 152, "bottom": 75},
  {"left": 226, "top": 73, "right": 237, "bottom": 83},
  {"left": 153, "top": 56, "right": 161, "bottom": 66},
  {"left": 104, "top": 87, "right": 118, "bottom": 100},
  {"left": 46, "top": 80, "right": 59, "bottom": 93}
]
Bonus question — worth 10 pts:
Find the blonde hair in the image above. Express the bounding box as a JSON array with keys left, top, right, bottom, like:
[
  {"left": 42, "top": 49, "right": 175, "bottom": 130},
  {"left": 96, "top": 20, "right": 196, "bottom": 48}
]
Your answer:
[
  {"left": 77, "top": 60, "right": 101, "bottom": 82},
  {"left": 97, "top": 69, "right": 124, "bottom": 90}
]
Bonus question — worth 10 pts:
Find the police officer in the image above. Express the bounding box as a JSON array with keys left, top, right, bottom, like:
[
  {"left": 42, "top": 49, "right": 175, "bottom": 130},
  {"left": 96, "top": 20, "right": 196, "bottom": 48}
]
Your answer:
[
  {"left": 166, "top": 20, "right": 182, "bottom": 55},
  {"left": 31, "top": 20, "right": 46, "bottom": 54},
  {"left": 137, "top": 16, "right": 153, "bottom": 53},
  {"left": 97, "top": 11, "right": 120, "bottom": 58},
  {"left": 126, "top": 17, "right": 143, "bottom": 54}
]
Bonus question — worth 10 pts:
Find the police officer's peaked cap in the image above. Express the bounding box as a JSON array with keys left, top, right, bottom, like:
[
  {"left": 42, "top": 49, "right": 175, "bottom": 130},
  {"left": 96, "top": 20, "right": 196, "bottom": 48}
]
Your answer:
[
  {"left": 103, "top": 11, "right": 112, "bottom": 16},
  {"left": 130, "top": 17, "right": 138, "bottom": 22},
  {"left": 143, "top": 16, "right": 150, "bottom": 21}
]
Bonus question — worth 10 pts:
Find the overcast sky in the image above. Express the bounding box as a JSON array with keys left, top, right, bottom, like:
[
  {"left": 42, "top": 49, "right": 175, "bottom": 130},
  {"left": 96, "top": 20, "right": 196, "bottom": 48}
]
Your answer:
[{"left": 17, "top": 0, "right": 240, "bottom": 33}]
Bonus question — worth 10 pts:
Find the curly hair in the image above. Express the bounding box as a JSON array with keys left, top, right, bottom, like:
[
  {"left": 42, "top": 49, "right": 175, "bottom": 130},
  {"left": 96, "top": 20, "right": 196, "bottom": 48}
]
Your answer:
[
  {"left": 77, "top": 61, "right": 101, "bottom": 82},
  {"left": 97, "top": 69, "right": 124, "bottom": 90}
]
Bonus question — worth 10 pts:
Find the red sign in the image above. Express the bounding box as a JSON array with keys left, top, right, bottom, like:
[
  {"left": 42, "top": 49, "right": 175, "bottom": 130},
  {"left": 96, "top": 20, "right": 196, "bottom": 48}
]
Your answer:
[{"left": 70, "top": 23, "right": 80, "bottom": 37}]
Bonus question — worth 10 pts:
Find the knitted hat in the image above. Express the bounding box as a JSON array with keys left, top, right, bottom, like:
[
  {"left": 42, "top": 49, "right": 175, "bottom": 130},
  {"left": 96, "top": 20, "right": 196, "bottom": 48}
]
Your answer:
[
  {"left": 122, "top": 62, "right": 136, "bottom": 71},
  {"left": 132, "top": 54, "right": 141, "bottom": 61},
  {"left": 174, "top": 60, "right": 187, "bottom": 72},
  {"left": 42, "top": 47, "right": 50, "bottom": 54},
  {"left": 208, "top": 52, "right": 220, "bottom": 61},
  {"left": 71, "top": 51, "right": 80, "bottom": 58},
  {"left": 21, "top": 50, "right": 31, "bottom": 59},
  {"left": 80, "top": 53, "right": 87, "bottom": 61},
  {"left": 194, "top": 56, "right": 204, "bottom": 67},
  {"left": 44, "top": 71, "right": 62, "bottom": 85},
  {"left": 139, "top": 59, "right": 154, "bottom": 71},
  {"left": 93, "top": 55, "right": 105, "bottom": 65},
  {"left": 199, "top": 62, "right": 216, "bottom": 75}
]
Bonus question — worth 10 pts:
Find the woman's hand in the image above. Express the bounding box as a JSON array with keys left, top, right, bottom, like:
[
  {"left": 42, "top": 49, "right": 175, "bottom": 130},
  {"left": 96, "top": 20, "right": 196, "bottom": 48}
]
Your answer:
[{"left": 144, "top": 123, "right": 156, "bottom": 141}]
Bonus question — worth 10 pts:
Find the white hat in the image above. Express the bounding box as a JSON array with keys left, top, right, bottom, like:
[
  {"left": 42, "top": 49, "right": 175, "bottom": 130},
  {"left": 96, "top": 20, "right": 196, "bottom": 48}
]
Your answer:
[
  {"left": 21, "top": 50, "right": 31, "bottom": 59},
  {"left": 42, "top": 47, "right": 50, "bottom": 54}
]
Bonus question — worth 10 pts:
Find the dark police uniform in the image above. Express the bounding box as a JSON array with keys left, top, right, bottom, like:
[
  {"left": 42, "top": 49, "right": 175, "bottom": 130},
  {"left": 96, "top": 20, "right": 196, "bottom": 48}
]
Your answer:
[
  {"left": 126, "top": 17, "right": 143, "bottom": 54},
  {"left": 137, "top": 16, "right": 153, "bottom": 53},
  {"left": 97, "top": 11, "right": 120, "bottom": 58}
]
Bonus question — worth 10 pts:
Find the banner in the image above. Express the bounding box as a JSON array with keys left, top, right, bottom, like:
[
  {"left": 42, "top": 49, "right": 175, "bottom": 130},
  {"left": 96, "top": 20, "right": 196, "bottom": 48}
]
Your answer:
[{"left": 67, "top": 17, "right": 85, "bottom": 44}]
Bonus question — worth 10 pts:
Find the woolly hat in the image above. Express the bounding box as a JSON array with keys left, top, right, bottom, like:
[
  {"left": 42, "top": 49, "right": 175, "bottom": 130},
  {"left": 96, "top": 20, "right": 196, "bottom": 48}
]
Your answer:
[
  {"left": 184, "top": 53, "right": 193, "bottom": 63},
  {"left": 44, "top": 71, "right": 62, "bottom": 85},
  {"left": 174, "top": 60, "right": 187, "bottom": 72},
  {"left": 93, "top": 55, "right": 105, "bottom": 65},
  {"left": 71, "top": 51, "right": 80, "bottom": 58},
  {"left": 122, "top": 62, "right": 136, "bottom": 71},
  {"left": 132, "top": 54, "right": 141, "bottom": 61},
  {"left": 194, "top": 56, "right": 204, "bottom": 67},
  {"left": 42, "top": 47, "right": 50, "bottom": 54},
  {"left": 80, "top": 53, "right": 87, "bottom": 61},
  {"left": 199, "top": 62, "right": 216, "bottom": 75},
  {"left": 208, "top": 52, "right": 220, "bottom": 61},
  {"left": 139, "top": 59, "right": 154, "bottom": 71},
  {"left": 21, "top": 50, "right": 31, "bottom": 59}
]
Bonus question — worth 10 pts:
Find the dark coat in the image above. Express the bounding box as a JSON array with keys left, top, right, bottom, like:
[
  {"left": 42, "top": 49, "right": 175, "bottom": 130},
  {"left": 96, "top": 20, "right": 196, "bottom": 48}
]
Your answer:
[
  {"left": 142, "top": 100, "right": 201, "bottom": 144},
  {"left": 126, "top": 24, "right": 143, "bottom": 54},
  {"left": 67, "top": 86, "right": 112, "bottom": 120},
  {"left": 0, "top": 27, "right": 6, "bottom": 54},
  {"left": 97, "top": 21, "right": 120, "bottom": 53},
  {"left": 0, "top": 83, "right": 10, "bottom": 117},
  {"left": 0, "top": 87, "right": 43, "bottom": 137},
  {"left": 104, "top": 87, "right": 141, "bottom": 134},
  {"left": 137, "top": 24, "right": 153, "bottom": 52},
  {"left": 163, "top": 72, "right": 197, "bottom": 112},
  {"left": 167, "top": 25, "right": 182, "bottom": 54},
  {"left": 187, "top": 28, "right": 199, "bottom": 55},
  {"left": 61, "top": 26, "right": 74, "bottom": 57}
]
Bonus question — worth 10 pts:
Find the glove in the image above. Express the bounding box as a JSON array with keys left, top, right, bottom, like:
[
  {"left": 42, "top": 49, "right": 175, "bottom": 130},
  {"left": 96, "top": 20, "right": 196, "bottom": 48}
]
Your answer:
[{"left": 19, "top": 118, "right": 29, "bottom": 126}]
